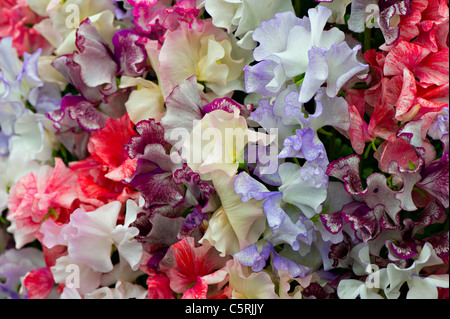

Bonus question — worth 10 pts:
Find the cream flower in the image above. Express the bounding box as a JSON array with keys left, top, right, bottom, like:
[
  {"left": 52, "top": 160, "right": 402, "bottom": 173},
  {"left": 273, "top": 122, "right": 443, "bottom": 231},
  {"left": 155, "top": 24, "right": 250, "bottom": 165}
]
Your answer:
[
  {"left": 37, "top": 56, "right": 68, "bottom": 90},
  {"left": 200, "top": 171, "right": 266, "bottom": 257},
  {"left": 119, "top": 76, "right": 165, "bottom": 124},
  {"left": 318, "top": 0, "right": 352, "bottom": 25},
  {"left": 225, "top": 259, "right": 278, "bottom": 299},
  {"left": 158, "top": 20, "right": 251, "bottom": 99},
  {"left": 180, "top": 108, "right": 273, "bottom": 181},
  {"left": 30, "top": 0, "right": 117, "bottom": 55}
]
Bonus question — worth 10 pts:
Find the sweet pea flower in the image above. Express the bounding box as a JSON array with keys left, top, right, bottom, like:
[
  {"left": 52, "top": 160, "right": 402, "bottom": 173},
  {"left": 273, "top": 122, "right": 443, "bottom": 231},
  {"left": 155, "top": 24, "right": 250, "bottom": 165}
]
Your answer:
[
  {"left": 119, "top": 76, "right": 165, "bottom": 124},
  {"left": 200, "top": 171, "right": 266, "bottom": 257},
  {"left": 30, "top": 0, "right": 118, "bottom": 55},
  {"left": 0, "top": 0, "right": 52, "bottom": 56},
  {"left": 41, "top": 200, "right": 143, "bottom": 273},
  {"left": 53, "top": 254, "right": 145, "bottom": 298},
  {"left": 348, "top": 0, "right": 413, "bottom": 46},
  {"left": 130, "top": 0, "right": 204, "bottom": 42},
  {"left": 111, "top": 200, "right": 145, "bottom": 271},
  {"left": 279, "top": 162, "right": 328, "bottom": 219},
  {"left": 159, "top": 236, "right": 229, "bottom": 298},
  {"left": 6, "top": 158, "right": 78, "bottom": 249},
  {"left": 84, "top": 280, "right": 147, "bottom": 299},
  {"left": 245, "top": 6, "right": 368, "bottom": 102},
  {"left": 0, "top": 147, "right": 40, "bottom": 214},
  {"left": 340, "top": 243, "right": 449, "bottom": 299},
  {"left": 204, "top": 0, "right": 295, "bottom": 50},
  {"left": 20, "top": 267, "right": 56, "bottom": 299},
  {"left": 50, "top": 255, "right": 102, "bottom": 297},
  {"left": 394, "top": 0, "right": 449, "bottom": 53},
  {"left": 1, "top": 37, "right": 44, "bottom": 154},
  {"left": 383, "top": 243, "right": 449, "bottom": 299},
  {"left": 225, "top": 258, "right": 278, "bottom": 299},
  {"left": 158, "top": 19, "right": 252, "bottom": 99},
  {"left": 337, "top": 243, "right": 387, "bottom": 299},
  {"left": 0, "top": 247, "right": 46, "bottom": 299},
  {"left": 180, "top": 108, "right": 273, "bottom": 181}
]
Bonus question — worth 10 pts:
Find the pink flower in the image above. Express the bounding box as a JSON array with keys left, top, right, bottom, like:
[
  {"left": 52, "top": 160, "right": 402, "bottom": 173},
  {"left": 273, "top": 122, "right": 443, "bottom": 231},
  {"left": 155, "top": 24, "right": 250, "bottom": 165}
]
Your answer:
[
  {"left": 21, "top": 267, "right": 55, "bottom": 299},
  {"left": 131, "top": 0, "right": 202, "bottom": 44},
  {"left": 0, "top": 0, "right": 52, "bottom": 56},
  {"left": 6, "top": 158, "right": 79, "bottom": 248},
  {"left": 397, "top": 0, "right": 449, "bottom": 52},
  {"left": 384, "top": 41, "right": 449, "bottom": 90},
  {"left": 146, "top": 269, "right": 175, "bottom": 299},
  {"left": 159, "top": 237, "right": 229, "bottom": 297}
]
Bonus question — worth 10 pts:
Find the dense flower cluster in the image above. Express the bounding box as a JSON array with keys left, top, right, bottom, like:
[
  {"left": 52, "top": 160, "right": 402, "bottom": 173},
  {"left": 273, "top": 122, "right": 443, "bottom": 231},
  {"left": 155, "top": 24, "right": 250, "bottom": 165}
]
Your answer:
[{"left": 0, "top": 0, "right": 448, "bottom": 299}]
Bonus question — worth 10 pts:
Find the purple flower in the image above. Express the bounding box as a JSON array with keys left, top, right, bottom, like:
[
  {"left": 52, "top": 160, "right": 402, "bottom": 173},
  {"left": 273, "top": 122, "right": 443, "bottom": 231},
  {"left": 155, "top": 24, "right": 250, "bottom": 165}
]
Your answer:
[
  {"left": 112, "top": 29, "right": 149, "bottom": 77},
  {"left": 0, "top": 37, "right": 45, "bottom": 156},
  {"left": 234, "top": 238, "right": 311, "bottom": 278},
  {"left": 428, "top": 107, "right": 449, "bottom": 154},
  {"left": 245, "top": 7, "right": 367, "bottom": 102},
  {"left": 235, "top": 169, "right": 320, "bottom": 241},
  {"left": 417, "top": 152, "right": 449, "bottom": 209},
  {"left": 278, "top": 128, "right": 329, "bottom": 170},
  {"left": 279, "top": 162, "right": 328, "bottom": 219},
  {"left": 46, "top": 94, "right": 109, "bottom": 159},
  {"left": 124, "top": 119, "right": 185, "bottom": 212},
  {"left": 177, "top": 205, "right": 209, "bottom": 242},
  {"left": 250, "top": 92, "right": 299, "bottom": 146},
  {"left": 125, "top": 119, "right": 215, "bottom": 216}
]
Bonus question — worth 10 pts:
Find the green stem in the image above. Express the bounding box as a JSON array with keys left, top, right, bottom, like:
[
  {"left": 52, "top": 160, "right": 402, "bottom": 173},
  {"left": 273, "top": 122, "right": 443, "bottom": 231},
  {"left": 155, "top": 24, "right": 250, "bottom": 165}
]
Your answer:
[
  {"left": 363, "top": 141, "right": 372, "bottom": 159},
  {"left": 371, "top": 138, "right": 378, "bottom": 152},
  {"left": 318, "top": 128, "right": 333, "bottom": 136},
  {"left": 364, "top": 27, "right": 372, "bottom": 52},
  {"left": 329, "top": 129, "right": 336, "bottom": 160}
]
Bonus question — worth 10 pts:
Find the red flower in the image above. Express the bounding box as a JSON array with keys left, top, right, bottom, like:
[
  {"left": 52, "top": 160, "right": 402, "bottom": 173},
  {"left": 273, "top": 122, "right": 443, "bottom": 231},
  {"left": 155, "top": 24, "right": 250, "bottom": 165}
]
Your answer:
[
  {"left": 70, "top": 114, "right": 139, "bottom": 210},
  {"left": 159, "top": 237, "right": 229, "bottom": 296}
]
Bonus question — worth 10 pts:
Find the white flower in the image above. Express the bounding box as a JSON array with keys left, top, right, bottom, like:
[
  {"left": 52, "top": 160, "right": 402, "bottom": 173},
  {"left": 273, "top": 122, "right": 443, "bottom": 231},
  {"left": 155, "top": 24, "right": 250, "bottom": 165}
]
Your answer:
[
  {"left": 111, "top": 200, "right": 144, "bottom": 271},
  {"left": 338, "top": 243, "right": 449, "bottom": 299},
  {"left": 383, "top": 243, "right": 449, "bottom": 299},
  {"left": 204, "top": 0, "right": 295, "bottom": 50},
  {"left": 42, "top": 200, "right": 143, "bottom": 273},
  {"left": 337, "top": 243, "right": 386, "bottom": 299},
  {"left": 84, "top": 280, "right": 147, "bottom": 299}
]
